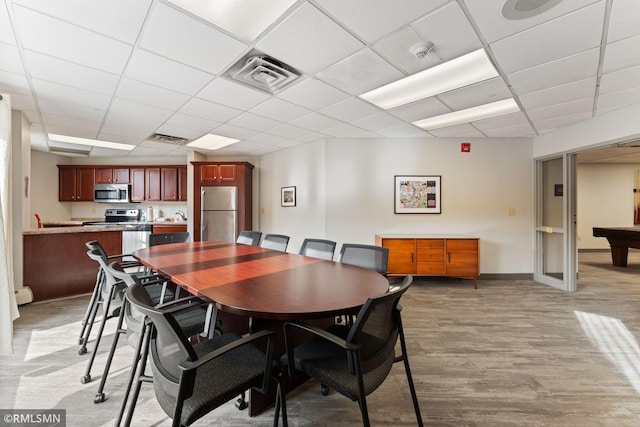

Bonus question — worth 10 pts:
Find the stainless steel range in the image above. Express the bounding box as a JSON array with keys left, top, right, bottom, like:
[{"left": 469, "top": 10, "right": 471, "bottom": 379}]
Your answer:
[{"left": 83, "top": 209, "right": 152, "bottom": 257}]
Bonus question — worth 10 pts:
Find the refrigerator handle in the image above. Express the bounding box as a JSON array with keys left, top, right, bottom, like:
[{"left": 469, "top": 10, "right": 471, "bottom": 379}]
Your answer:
[{"left": 201, "top": 216, "right": 207, "bottom": 241}]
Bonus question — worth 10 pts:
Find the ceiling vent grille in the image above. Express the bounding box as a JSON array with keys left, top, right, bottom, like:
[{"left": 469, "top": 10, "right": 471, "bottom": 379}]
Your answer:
[
  {"left": 148, "top": 133, "right": 190, "bottom": 145},
  {"left": 225, "top": 50, "right": 301, "bottom": 94}
]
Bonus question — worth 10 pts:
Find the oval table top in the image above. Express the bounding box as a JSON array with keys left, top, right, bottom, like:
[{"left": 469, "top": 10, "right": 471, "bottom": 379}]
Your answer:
[{"left": 133, "top": 241, "right": 390, "bottom": 321}]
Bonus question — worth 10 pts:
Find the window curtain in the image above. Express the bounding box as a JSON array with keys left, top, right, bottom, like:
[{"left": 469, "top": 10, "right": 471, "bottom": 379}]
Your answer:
[{"left": 0, "top": 93, "right": 19, "bottom": 355}]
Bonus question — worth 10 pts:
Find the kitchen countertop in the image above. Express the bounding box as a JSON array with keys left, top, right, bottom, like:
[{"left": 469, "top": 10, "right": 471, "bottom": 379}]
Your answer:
[{"left": 26, "top": 220, "right": 188, "bottom": 235}]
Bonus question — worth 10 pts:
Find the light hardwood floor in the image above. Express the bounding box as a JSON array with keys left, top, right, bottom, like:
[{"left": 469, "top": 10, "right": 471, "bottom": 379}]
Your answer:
[{"left": 2, "top": 250, "right": 640, "bottom": 426}]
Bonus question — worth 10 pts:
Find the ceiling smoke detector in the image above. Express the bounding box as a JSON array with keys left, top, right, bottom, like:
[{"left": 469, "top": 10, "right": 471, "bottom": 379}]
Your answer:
[
  {"left": 411, "top": 41, "right": 434, "bottom": 59},
  {"left": 224, "top": 49, "right": 301, "bottom": 94}
]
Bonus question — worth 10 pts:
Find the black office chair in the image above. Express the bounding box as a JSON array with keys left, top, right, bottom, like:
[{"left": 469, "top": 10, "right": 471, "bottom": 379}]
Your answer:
[
  {"left": 280, "top": 275, "right": 421, "bottom": 427},
  {"left": 260, "top": 234, "right": 290, "bottom": 252},
  {"left": 236, "top": 230, "right": 262, "bottom": 246},
  {"left": 338, "top": 243, "right": 389, "bottom": 275},
  {"left": 298, "top": 238, "right": 337, "bottom": 261},
  {"left": 121, "top": 282, "right": 287, "bottom": 427},
  {"left": 148, "top": 232, "right": 191, "bottom": 246}
]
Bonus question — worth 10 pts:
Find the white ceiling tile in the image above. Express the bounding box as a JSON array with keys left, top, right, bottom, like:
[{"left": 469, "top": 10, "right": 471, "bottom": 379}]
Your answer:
[
  {"left": 126, "top": 49, "right": 214, "bottom": 95},
  {"left": 410, "top": 2, "right": 483, "bottom": 62},
  {"left": 89, "top": 146, "right": 137, "bottom": 158},
  {"left": 0, "top": 4, "right": 16, "bottom": 45},
  {"left": 464, "top": 0, "right": 601, "bottom": 43},
  {"left": 437, "top": 77, "right": 512, "bottom": 110},
  {"left": 211, "top": 123, "right": 258, "bottom": 140},
  {"left": 528, "top": 98, "right": 594, "bottom": 122},
  {"left": 197, "top": 78, "right": 270, "bottom": 110},
  {"left": 607, "top": 0, "right": 640, "bottom": 42},
  {"left": 600, "top": 65, "right": 640, "bottom": 94},
  {"left": 255, "top": 2, "right": 363, "bottom": 74},
  {"left": 597, "top": 86, "right": 640, "bottom": 112},
  {"left": 24, "top": 50, "right": 119, "bottom": 95},
  {"left": 278, "top": 77, "right": 350, "bottom": 110},
  {"left": 117, "top": 79, "right": 190, "bottom": 111},
  {"left": 250, "top": 97, "right": 311, "bottom": 122},
  {"left": 266, "top": 123, "right": 313, "bottom": 139},
  {"left": 371, "top": 27, "right": 439, "bottom": 75},
  {"left": 376, "top": 123, "right": 430, "bottom": 137},
  {"left": 297, "top": 130, "right": 328, "bottom": 142},
  {"left": 388, "top": 97, "right": 450, "bottom": 122},
  {"left": 291, "top": 112, "right": 343, "bottom": 132},
  {"left": 31, "top": 78, "right": 112, "bottom": 110},
  {"left": 227, "top": 112, "right": 281, "bottom": 132},
  {"left": 45, "top": 125, "right": 97, "bottom": 139},
  {"left": 602, "top": 34, "right": 640, "bottom": 74},
  {"left": 109, "top": 98, "right": 174, "bottom": 125},
  {"left": 481, "top": 123, "right": 537, "bottom": 138},
  {"left": 165, "top": 113, "right": 221, "bottom": 133},
  {"left": 316, "top": 48, "right": 404, "bottom": 95},
  {"left": 507, "top": 48, "right": 599, "bottom": 95},
  {"left": 0, "top": 42, "right": 26, "bottom": 74},
  {"left": 3, "top": 92, "right": 35, "bottom": 111},
  {"left": 100, "top": 117, "right": 157, "bottom": 139},
  {"left": 533, "top": 111, "right": 593, "bottom": 133},
  {"left": 351, "top": 112, "right": 406, "bottom": 131},
  {"left": 96, "top": 132, "right": 143, "bottom": 145},
  {"left": 38, "top": 98, "right": 105, "bottom": 122},
  {"left": 490, "top": 2, "right": 604, "bottom": 74},
  {"left": 0, "top": 69, "right": 30, "bottom": 94},
  {"left": 140, "top": 3, "right": 249, "bottom": 74},
  {"left": 14, "top": 5, "right": 132, "bottom": 74},
  {"left": 247, "top": 133, "right": 298, "bottom": 146},
  {"left": 321, "top": 123, "right": 366, "bottom": 137},
  {"left": 12, "top": 0, "right": 151, "bottom": 44},
  {"left": 320, "top": 97, "right": 381, "bottom": 122},
  {"left": 427, "top": 123, "right": 485, "bottom": 137},
  {"left": 41, "top": 112, "right": 101, "bottom": 132},
  {"left": 138, "top": 140, "right": 179, "bottom": 151},
  {"left": 315, "top": 0, "right": 448, "bottom": 42},
  {"left": 519, "top": 77, "right": 597, "bottom": 111},
  {"left": 179, "top": 98, "right": 243, "bottom": 122},
  {"left": 472, "top": 112, "right": 531, "bottom": 131}
]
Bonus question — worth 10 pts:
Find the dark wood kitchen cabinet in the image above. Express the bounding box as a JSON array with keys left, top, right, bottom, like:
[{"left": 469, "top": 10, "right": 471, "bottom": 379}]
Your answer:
[
  {"left": 145, "top": 167, "right": 161, "bottom": 201},
  {"left": 161, "top": 167, "right": 178, "bottom": 201},
  {"left": 95, "top": 167, "right": 130, "bottom": 184},
  {"left": 58, "top": 166, "right": 94, "bottom": 201},
  {"left": 130, "top": 167, "right": 145, "bottom": 202},
  {"left": 192, "top": 161, "right": 253, "bottom": 241}
]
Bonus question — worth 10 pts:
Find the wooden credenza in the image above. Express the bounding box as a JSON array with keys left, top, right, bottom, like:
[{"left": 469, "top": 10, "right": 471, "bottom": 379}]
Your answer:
[{"left": 375, "top": 234, "right": 480, "bottom": 288}]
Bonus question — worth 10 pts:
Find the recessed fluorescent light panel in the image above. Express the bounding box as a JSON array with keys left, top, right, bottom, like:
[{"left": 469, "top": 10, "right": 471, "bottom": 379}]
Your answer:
[
  {"left": 412, "top": 98, "right": 520, "bottom": 130},
  {"left": 187, "top": 134, "right": 239, "bottom": 151},
  {"left": 48, "top": 134, "right": 135, "bottom": 151},
  {"left": 165, "top": 0, "right": 298, "bottom": 41},
  {"left": 360, "top": 49, "right": 499, "bottom": 110}
]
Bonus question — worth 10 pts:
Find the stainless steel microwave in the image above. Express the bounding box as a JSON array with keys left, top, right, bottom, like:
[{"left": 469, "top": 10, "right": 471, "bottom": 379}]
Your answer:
[{"left": 94, "top": 183, "right": 130, "bottom": 203}]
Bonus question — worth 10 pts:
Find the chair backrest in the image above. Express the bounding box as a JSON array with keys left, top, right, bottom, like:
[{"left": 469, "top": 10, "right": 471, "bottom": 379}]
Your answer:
[
  {"left": 236, "top": 230, "right": 262, "bottom": 246},
  {"left": 148, "top": 232, "right": 190, "bottom": 247},
  {"left": 298, "top": 238, "right": 337, "bottom": 261},
  {"left": 338, "top": 243, "right": 389, "bottom": 275},
  {"left": 86, "top": 249, "right": 126, "bottom": 314},
  {"left": 347, "top": 275, "right": 412, "bottom": 373},
  {"left": 86, "top": 240, "right": 109, "bottom": 261},
  {"left": 260, "top": 234, "right": 290, "bottom": 252}
]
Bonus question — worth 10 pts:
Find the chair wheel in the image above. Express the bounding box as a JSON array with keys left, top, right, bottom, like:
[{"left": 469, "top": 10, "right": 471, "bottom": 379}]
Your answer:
[
  {"left": 235, "top": 397, "right": 248, "bottom": 410},
  {"left": 78, "top": 347, "right": 87, "bottom": 355},
  {"left": 80, "top": 375, "right": 91, "bottom": 384},
  {"left": 94, "top": 393, "right": 105, "bottom": 403},
  {"left": 320, "top": 384, "right": 329, "bottom": 396}
]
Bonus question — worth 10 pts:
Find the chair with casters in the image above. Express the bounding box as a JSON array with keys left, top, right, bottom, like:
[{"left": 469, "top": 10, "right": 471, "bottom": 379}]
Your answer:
[
  {"left": 236, "top": 230, "right": 262, "bottom": 246},
  {"left": 260, "top": 234, "right": 290, "bottom": 252},
  {"left": 148, "top": 232, "right": 191, "bottom": 247},
  {"left": 281, "top": 275, "right": 422, "bottom": 427},
  {"left": 78, "top": 240, "right": 141, "bottom": 352},
  {"left": 120, "top": 281, "right": 288, "bottom": 427},
  {"left": 105, "top": 263, "right": 210, "bottom": 426},
  {"left": 298, "top": 238, "right": 337, "bottom": 261}
]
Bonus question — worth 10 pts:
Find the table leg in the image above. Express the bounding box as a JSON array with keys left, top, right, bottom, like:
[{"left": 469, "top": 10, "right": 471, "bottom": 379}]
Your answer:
[{"left": 610, "top": 246, "right": 629, "bottom": 267}]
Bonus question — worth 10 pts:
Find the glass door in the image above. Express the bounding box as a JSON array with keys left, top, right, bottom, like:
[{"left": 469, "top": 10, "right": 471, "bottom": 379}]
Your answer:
[{"left": 534, "top": 155, "right": 577, "bottom": 291}]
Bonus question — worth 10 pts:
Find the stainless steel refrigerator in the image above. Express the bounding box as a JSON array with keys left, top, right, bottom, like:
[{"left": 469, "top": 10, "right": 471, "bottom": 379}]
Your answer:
[{"left": 200, "top": 186, "right": 238, "bottom": 242}]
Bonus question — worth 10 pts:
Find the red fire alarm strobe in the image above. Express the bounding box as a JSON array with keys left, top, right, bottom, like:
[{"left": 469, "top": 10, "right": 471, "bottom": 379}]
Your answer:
[{"left": 461, "top": 142, "right": 471, "bottom": 152}]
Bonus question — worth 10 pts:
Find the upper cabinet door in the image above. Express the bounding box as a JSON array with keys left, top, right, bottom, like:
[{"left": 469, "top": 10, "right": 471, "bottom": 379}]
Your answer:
[
  {"left": 95, "top": 168, "right": 113, "bottom": 184},
  {"left": 161, "top": 167, "right": 178, "bottom": 201},
  {"left": 113, "top": 168, "right": 130, "bottom": 183},
  {"left": 130, "top": 168, "right": 146, "bottom": 202},
  {"left": 146, "top": 167, "right": 161, "bottom": 201}
]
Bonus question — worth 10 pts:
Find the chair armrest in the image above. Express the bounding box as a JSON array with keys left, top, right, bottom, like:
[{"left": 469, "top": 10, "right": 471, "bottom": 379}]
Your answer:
[
  {"left": 156, "top": 296, "right": 208, "bottom": 312},
  {"left": 179, "top": 329, "right": 276, "bottom": 393}
]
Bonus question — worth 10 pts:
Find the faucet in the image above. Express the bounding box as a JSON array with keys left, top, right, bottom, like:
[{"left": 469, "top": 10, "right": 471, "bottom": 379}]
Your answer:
[{"left": 175, "top": 211, "right": 186, "bottom": 221}]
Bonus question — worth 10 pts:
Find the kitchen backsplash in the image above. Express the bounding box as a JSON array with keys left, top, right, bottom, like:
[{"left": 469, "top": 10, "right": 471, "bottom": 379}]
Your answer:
[{"left": 69, "top": 201, "right": 188, "bottom": 221}]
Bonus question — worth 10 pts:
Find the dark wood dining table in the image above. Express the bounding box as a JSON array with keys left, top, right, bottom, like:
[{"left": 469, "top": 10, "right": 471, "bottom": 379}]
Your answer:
[{"left": 132, "top": 240, "right": 390, "bottom": 415}]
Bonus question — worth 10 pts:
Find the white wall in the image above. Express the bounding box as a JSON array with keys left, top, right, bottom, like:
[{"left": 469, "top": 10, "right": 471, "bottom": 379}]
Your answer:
[
  {"left": 577, "top": 163, "right": 640, "bottom": 248},
  {"left": 30, "top": 150, "right": 72, "bottom": 226},
  {"left": 259, "top": 137, "right": 534, "bottom": 274}
]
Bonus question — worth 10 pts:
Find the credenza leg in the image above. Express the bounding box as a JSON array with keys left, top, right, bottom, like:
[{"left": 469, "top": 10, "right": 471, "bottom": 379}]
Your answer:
[{"left": 610, "top": 246, "right": 629, "bottom": 267}]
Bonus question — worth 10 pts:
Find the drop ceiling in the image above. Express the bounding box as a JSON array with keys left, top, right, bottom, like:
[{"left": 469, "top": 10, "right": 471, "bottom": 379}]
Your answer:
[{"left": 1, "top": 0, "right": 639, "bottom": 160}]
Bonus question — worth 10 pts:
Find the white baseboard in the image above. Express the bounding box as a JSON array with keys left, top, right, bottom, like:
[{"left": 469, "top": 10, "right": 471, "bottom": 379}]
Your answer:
[{"left": 15, "top": 286, "right": 33, "bottom": 305}]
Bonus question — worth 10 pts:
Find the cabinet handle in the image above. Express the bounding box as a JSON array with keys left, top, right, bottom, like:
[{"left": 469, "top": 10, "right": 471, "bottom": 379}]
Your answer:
[
  {"left": 448, "top": 252, "right": 451, "bottom": 263},
  {"left": 411, "top": 252, "right": 414, "bottom": 263}
]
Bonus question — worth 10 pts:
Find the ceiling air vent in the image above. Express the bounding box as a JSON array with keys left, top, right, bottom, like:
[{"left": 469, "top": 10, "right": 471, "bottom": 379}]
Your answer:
[
  {"left": 224, "top": 50, "right": 301, "bottom": 94},
  {"left": 148, "top": 133, "right": 190, "bottom": 145}
]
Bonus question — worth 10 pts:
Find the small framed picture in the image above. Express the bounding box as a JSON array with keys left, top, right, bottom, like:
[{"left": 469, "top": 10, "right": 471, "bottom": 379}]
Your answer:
[
  {"left": 281, "top": 186, "right": 296, "bottom": 207},
  {"left": 394, "top": 175, "right": 441, "bottom": 214}
]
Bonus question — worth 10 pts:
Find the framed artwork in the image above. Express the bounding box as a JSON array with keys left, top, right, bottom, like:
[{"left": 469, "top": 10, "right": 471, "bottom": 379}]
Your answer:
[
  {"left": 394, "top": 175, "right": 441, "bottom": 214},
  {"left": 281, "top": 186, "right": 296, "bottom": 207}
]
